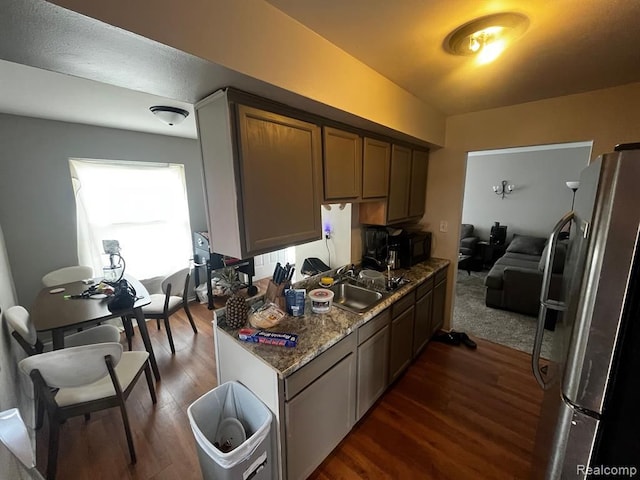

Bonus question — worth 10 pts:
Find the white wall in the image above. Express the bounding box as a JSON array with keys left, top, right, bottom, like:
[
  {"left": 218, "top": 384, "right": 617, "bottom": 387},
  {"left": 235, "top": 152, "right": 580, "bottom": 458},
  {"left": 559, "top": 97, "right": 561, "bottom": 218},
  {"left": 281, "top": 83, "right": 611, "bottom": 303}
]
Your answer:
[
  {"left": 461, "top": 142, "right": 592, "bottom": 241},
  {"left": 294, "top": 204, "right": 352, "bottom": 272}
]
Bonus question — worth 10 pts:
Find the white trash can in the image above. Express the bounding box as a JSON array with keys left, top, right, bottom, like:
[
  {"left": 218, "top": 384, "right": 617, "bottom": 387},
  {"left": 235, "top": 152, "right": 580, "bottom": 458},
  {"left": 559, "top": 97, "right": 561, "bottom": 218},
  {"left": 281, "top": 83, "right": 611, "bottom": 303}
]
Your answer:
[{"left": 188, "top": 381, "right": 272, "bottom": 480}]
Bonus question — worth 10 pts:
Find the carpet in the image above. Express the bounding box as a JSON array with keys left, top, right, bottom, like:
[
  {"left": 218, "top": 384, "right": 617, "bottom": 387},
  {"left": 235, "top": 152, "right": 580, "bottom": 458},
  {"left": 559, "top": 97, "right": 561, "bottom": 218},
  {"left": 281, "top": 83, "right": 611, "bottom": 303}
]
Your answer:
[{"left": 452, "top": 270, "right": 553, "bottom": 359}]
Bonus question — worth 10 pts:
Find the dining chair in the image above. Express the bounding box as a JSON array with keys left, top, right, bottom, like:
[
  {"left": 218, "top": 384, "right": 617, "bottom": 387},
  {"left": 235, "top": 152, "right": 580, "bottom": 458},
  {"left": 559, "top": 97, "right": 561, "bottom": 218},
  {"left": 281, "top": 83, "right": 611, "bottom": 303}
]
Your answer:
[
  {"left": 0, "top": 408, "right": 44, "bottom": 479},
  {"left": 128, "top": 268, "right": 197, "bottom": 354},
  {"left": 4, "top": 305, "right": 121, "bottom": 356},
  {"left": 19, "top": 342, "right": 156, "bottom": 480},
  {"left": 41, "top": 266, "right": 94, "bottom": 287}
]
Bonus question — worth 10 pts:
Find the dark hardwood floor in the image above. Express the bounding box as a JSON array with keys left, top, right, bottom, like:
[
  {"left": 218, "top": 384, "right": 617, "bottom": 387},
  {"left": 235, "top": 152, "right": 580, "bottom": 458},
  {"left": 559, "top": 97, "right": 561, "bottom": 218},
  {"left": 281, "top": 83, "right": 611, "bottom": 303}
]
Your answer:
[{"left": 36, "top": 302, "right": 543, "bottom": 479}]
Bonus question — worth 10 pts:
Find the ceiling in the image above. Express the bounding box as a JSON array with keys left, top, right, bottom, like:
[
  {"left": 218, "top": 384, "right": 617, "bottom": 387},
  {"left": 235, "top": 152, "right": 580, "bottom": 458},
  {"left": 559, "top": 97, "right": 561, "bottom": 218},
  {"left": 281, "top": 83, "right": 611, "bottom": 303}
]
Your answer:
[
  {"left": 1, "top": 0, "right": 640, "bottom": 138},
  {"left": 265, "top": 0, "right": 640, "bottom": 115}
]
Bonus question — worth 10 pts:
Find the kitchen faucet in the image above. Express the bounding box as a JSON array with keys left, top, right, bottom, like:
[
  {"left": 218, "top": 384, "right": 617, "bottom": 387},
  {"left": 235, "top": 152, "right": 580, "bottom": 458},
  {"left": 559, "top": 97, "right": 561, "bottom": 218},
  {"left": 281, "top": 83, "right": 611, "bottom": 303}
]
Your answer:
[{"left": 335, "top": 264, "right": 356, "bottom": 279}]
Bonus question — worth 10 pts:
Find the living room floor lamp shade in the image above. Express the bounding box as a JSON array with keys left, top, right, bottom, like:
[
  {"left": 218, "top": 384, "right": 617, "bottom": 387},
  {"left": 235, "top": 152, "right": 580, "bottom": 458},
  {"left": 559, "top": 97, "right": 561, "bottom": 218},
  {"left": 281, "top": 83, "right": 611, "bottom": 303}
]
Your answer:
[{"left": 566, "top": 181, "right": 580, "bottom": 210}]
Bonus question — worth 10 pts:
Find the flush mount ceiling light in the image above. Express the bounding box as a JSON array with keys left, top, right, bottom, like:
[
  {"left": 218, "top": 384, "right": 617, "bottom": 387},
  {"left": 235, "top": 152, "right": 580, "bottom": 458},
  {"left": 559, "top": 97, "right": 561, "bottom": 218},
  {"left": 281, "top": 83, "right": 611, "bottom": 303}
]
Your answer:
[
  {"left": 444, "top": 13, "right": 529, "bottom": 64},
  {"left": 149, "top": 106, "right": 189, "bottom": 126}
]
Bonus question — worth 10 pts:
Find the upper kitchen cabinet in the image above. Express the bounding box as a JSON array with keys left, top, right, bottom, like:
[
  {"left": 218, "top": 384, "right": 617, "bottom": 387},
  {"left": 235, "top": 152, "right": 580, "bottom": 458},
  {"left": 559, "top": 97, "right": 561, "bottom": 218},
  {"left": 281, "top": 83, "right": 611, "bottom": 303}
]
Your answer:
[
  {"left": 386, "top": 144, "right": 412, "bottom": 222},
  {"left": 362, "top": 137, "right": 390, "bottom": 199},
  {"left": 196, "top": 89, "right": 323, "bottom": 259},
  {"left": 359, "top": 145, "right": 429, "bottom": 226},
  {"left": 409, "top": 149, "right": 429, "bottom": 218},
  {"left": 322, "top": 127, "right": 362, "bottom": 201}
]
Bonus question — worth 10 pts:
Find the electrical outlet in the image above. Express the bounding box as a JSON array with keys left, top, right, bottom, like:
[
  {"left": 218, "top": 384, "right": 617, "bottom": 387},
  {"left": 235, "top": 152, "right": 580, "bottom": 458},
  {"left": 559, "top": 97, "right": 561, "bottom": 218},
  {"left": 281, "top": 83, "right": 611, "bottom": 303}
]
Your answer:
[
  {"left": 439, "top": 220, "right": 448, "bottom": 232},
  {"left": 324, "top": 223, "right": 332, "bottom": 239}
]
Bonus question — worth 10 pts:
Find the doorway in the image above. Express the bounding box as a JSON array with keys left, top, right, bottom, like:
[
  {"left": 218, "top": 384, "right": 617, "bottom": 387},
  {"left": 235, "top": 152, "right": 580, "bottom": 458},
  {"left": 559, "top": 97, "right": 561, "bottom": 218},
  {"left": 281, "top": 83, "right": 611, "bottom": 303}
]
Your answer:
[{"left": 452, "top": 141, "right": 591, "bottom": 356}]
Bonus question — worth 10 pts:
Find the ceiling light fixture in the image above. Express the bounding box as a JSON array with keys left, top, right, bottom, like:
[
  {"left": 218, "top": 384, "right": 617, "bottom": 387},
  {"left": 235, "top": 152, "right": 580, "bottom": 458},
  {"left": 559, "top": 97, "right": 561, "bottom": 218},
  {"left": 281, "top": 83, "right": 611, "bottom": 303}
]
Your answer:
[
  {"left": 149, "top": 106, "right": 189, "bottom": 126},
  {"left": 444, "top": 13, "right": 529, "bottom": 64}
]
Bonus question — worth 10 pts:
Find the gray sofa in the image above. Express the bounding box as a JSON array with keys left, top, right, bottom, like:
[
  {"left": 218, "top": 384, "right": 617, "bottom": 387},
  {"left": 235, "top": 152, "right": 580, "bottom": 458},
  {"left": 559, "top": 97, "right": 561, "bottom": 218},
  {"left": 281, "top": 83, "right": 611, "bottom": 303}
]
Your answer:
[{"left": 484, "top": 234, "right": 567, "bottom": 317}]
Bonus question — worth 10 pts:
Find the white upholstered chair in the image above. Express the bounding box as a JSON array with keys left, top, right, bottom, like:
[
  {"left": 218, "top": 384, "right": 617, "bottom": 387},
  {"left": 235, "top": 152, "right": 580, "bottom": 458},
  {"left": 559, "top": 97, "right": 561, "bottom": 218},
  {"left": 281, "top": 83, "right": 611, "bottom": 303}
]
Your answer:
[
  {"left": 41, "top": 266, "right": 94, "bottom": 287},
  {"left": 19, "top": 342, "right": 156, "bottom": 480},
  {"left": 128, "top": 268, "right": 196, "bottom": 354},
  {"left": 4, "top": 305, "right": 121, "bottom": 356}
]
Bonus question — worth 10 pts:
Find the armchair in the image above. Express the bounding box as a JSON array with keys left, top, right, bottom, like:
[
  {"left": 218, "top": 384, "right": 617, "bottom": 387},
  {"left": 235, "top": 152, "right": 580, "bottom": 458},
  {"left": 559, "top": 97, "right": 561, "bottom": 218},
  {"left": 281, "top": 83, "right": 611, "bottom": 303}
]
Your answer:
[{"left": 459, "top": 224, "right": 479, "bottom": 257}]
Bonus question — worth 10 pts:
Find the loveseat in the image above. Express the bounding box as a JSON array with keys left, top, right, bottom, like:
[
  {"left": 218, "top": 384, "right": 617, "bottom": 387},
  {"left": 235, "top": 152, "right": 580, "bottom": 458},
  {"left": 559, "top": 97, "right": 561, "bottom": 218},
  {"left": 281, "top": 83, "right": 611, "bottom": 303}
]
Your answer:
[{"left": 484, "top": 234, "right": 567, "bottom": 317}]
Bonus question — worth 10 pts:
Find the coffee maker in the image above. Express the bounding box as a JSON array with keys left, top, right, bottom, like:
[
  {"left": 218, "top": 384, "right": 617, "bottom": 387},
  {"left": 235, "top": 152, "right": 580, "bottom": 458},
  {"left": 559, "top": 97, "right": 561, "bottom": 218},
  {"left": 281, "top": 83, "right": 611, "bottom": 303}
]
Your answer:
[
  {"left": 362, "top": 226, "right": 388, "bottom": 271},
  {"left": 362, "top": 226, "right": 404, "bottom": 271}
]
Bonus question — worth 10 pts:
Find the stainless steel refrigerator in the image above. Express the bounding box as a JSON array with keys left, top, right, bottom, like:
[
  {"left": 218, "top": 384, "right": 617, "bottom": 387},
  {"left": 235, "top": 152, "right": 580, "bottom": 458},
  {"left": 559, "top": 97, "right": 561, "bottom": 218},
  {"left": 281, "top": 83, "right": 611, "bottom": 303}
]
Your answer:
[{"left": 531, "top": 144, "right": 640, "bottom": 479}]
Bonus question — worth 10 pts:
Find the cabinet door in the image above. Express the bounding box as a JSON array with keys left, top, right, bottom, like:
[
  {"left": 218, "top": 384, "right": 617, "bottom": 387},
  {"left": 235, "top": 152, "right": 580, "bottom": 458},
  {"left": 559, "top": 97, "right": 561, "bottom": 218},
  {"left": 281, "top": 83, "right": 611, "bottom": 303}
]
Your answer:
[
  {"left": 409, "top": 149, "right": 429, "bottom": 218},
  {"left": 389, "top": 305, "right": 415, "bottom": 382},
  {"left": 431, "top": 278, "right": 446, "bottom": 337},
  {"left": 362, "top": 137, "right": 390, "bottom": 199},
  {"left": 286, "top": 353, "right": 356, "bottom": 480},
  {"left": 387, "top": 144, "right": 412, "bottom": 222},
  {"left": 323, "top": 127, "right": 362, "bottom": 201},
  {"left": 413, "top": 289, "right": 433, "bottom": 356},
  {"left": 356, "top": 324, "right": 389, "bottom": 420},
  {"left": 238, "top": 105, "right": 322, "bottom": 255}
]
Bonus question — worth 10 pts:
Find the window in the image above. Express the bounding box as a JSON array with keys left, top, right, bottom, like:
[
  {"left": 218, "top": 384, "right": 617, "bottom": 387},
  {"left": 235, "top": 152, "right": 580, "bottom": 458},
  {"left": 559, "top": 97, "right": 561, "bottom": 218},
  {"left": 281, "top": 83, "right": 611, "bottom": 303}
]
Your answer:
[{"left": 69, "top": 159, "right": 193, "bottom": 281}]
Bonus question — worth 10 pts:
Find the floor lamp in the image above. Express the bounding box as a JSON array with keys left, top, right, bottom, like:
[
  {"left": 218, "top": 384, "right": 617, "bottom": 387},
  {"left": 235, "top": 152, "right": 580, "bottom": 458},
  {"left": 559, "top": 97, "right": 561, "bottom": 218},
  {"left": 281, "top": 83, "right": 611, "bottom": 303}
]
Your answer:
[
  {"left": 565, "top": 181, "right": 580, "bottom": 236},
  {"left": 566, "top": 181, "right": 580, "bottom": 210}
]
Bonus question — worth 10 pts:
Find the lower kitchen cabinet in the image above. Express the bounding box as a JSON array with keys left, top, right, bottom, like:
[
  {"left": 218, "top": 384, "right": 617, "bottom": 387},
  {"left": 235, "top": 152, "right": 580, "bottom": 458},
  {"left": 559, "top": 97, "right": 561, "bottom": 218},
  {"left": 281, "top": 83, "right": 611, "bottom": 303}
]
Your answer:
[
  {"left": 431, "top": 268, "right": 447, "bottom": 337},
  {"left": 285, "top": 336, "right": 356, "bottom": 480},
  {"left": 356, "top": 310, "right": 391, "bottom": 420},
  {"left": 389, "top": 291, "right": 415, "bottom": 383},
  {"left": 215, "top": 265, "right": 450, "bottom": 480},
  {"left": 413, "top": 277, "right": 434, "bottom": 357}
]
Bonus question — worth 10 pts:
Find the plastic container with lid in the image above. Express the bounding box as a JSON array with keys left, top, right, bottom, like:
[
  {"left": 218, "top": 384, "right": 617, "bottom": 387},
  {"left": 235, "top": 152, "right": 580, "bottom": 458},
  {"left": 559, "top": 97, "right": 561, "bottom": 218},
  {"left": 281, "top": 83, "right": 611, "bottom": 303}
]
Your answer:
[
  {"left": 308, "top": 288, "right": 334, "bottom": 314},
  {"left": 358, "top": 269, "right": 385, "bottom": 289}
]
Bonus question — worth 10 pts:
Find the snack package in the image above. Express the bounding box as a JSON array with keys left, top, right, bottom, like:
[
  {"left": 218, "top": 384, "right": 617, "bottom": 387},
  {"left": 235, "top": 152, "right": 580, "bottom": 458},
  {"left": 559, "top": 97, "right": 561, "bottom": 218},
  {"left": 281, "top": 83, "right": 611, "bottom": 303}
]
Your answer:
[{"left": 249, "top": 302, "right": 286, "bottom": 329}]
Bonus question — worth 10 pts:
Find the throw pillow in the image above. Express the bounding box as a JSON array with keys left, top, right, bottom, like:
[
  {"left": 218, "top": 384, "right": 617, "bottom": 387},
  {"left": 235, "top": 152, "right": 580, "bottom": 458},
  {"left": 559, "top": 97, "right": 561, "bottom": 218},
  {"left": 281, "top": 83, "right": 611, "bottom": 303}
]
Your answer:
[
  {"left": 538, "top": 240, "right": 568, "bottom": 273},
  {"left": 506, "top": 234, "right": 547, "bottom": 256}
]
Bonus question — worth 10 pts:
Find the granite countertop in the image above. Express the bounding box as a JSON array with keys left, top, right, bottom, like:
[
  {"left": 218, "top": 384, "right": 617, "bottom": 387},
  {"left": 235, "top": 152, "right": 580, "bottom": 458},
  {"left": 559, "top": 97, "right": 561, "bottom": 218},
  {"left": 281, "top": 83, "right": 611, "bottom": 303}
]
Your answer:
[{"left": 216, "top": 257, "right": 450, "bottom": 378}]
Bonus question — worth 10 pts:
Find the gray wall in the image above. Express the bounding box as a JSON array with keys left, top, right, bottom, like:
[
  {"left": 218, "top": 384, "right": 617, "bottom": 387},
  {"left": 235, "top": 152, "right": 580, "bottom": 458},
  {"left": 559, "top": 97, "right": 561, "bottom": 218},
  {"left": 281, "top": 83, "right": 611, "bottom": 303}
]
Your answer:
[
  {"left": 0, "top": 113, "right": 206, "bottom": 306},
  {"left": 462, "top": 142, "right": 591, "bottom": 241},
  {"left": 0, "top": 223, "right": 31, "bottom": 480}
]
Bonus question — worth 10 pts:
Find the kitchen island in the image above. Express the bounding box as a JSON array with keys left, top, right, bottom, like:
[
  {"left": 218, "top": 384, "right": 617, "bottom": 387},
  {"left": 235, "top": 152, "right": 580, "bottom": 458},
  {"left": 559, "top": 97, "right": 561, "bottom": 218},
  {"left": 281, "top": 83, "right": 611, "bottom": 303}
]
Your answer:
[{"left": 214, "top": 258, "right": 449, "bottom": 480}]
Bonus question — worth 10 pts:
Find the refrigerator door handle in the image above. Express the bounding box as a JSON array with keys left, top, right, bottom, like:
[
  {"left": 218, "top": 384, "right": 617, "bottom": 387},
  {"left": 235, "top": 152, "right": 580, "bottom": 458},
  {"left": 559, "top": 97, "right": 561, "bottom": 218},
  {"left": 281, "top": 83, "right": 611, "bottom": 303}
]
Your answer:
[{"left": 532, "top": 210, "right": 574, "bottom": 389}]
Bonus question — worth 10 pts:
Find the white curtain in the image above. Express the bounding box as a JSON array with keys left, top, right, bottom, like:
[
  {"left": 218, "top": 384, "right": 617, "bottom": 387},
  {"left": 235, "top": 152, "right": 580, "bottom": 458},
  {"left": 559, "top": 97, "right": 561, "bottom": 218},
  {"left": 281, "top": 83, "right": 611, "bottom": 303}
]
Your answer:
[{"left": 69, "top": 159, "right": 193, "bottom": 281}]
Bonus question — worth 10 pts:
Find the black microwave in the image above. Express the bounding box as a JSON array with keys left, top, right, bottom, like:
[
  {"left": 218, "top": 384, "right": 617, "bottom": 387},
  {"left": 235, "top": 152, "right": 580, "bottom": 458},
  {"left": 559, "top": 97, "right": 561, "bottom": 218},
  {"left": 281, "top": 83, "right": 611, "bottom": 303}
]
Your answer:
[{"left": 398, "top": 231, "right": 432, "bottom": 268}]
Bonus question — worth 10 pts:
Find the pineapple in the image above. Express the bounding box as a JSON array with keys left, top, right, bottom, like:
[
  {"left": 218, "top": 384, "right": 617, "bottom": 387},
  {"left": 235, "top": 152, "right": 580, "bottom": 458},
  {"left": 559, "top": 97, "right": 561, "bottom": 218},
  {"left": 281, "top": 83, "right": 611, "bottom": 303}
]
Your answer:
[{"left": 219, "top": 267, "right": 248, "bottom": 328}]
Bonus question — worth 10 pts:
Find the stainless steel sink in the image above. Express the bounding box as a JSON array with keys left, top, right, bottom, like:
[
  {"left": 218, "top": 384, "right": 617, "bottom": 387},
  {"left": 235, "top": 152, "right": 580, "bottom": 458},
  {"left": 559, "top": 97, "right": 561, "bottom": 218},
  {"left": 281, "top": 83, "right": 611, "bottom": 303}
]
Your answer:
[{"left": 328, "top": 281, "right": 385, "bottom": 314}]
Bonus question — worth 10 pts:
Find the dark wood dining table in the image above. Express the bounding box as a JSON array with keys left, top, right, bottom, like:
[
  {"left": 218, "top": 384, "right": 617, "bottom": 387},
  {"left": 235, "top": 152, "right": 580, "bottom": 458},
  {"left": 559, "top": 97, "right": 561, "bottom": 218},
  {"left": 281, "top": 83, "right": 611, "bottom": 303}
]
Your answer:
[{"left": 31, "top": 275, "right": 161, "bottom": 381}]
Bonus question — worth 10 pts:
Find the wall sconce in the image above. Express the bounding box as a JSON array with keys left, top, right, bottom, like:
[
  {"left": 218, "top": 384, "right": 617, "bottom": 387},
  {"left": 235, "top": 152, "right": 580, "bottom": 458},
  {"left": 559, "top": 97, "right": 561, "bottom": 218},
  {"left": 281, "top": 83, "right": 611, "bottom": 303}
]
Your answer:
[{"left": 493, "top": 180, "right": 514, "bottom": 199}]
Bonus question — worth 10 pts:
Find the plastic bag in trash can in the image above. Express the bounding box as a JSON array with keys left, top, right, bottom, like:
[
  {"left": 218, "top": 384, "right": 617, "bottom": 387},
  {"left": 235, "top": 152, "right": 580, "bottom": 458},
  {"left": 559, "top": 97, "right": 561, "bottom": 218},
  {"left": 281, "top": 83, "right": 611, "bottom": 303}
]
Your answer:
[{"left": 187, "top": 381, "right": 271, "bottom": 469}]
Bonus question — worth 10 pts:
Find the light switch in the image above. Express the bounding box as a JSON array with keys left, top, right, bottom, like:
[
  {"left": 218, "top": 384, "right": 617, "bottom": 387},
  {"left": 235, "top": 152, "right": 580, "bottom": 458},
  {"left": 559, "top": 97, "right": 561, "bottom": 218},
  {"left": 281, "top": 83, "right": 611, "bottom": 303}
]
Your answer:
[{"left": 439, "top": 221, "right": 448, "bottom": 232}]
